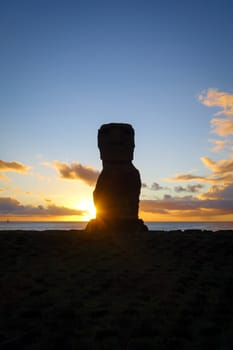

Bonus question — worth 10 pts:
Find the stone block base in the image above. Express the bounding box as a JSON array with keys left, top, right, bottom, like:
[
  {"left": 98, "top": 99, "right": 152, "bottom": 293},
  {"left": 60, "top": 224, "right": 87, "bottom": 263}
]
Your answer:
[{"left": 85, "top": 218, "right": 148, "bottom": 233}]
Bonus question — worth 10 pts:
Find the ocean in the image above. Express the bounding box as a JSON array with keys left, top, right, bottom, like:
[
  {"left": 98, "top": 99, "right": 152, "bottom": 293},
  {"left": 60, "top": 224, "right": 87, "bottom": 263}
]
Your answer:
[{"left": 0, "top": 221, "right": 232, "bottom": 231}]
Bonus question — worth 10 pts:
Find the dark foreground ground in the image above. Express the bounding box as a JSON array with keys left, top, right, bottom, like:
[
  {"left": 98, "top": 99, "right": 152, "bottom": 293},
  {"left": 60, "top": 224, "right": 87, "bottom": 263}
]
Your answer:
[{"left": 0, "top": 229, "right": 233, "bottom": 350}]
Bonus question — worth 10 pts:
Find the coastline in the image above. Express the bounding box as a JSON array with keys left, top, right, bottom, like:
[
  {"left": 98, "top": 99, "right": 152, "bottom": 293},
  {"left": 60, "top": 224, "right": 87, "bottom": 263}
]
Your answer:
[
  {"left": 0, "top": 220, "right": 232, "bottom": 231},
  {"left": 1, "top": 229, "right": 233, "bottom": 349}
]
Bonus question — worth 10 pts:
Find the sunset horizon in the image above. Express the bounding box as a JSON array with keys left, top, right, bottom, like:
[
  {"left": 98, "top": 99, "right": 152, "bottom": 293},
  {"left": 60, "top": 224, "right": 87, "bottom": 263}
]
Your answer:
[{"left": 1, "top": 1, "right": 232, "bottom": 224}]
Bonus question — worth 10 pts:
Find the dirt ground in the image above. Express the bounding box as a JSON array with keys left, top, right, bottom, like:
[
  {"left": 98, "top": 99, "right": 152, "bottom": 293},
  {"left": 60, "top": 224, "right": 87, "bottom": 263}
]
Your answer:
[{"left": 0, "top": 229, "right": 233, "bottom": 349}]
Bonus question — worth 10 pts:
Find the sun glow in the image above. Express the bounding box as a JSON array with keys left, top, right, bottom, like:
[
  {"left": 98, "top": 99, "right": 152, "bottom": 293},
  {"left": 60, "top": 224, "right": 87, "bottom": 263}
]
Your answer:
[{"left": 76, "top": 199, "right": 96, "bottom": 221}]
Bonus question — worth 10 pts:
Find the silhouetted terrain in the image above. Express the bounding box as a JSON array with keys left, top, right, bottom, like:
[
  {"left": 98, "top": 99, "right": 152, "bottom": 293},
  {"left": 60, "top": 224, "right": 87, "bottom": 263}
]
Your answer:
[{"left": 0, "top": 229, "right": 233, "bottom": 349}]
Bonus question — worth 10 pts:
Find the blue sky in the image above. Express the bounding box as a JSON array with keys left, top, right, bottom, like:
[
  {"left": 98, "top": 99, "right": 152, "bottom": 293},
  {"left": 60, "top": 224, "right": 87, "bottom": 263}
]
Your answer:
[{"left": 1, "top": 0, "right": 233, "bottom": 221}]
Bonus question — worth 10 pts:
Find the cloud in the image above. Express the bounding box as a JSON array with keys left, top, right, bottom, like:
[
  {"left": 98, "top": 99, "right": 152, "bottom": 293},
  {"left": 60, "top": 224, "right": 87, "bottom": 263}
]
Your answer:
[
  {"left": 214, "top": 184, "right": 233, "bottom": 200},
  {"left": 151, "top": 182, "right": 164, "bottom": 191},
  {"left": 195, "top": 89, "right": 233, "bottom": 207},
  {"left": 211, "top": 117, "right": 233, "bottom": 136},
  {"left": 200, "top": 183, "right": 233, "bottom": 201},
  {"left": 213, "top": 184, "right": 233, "bottom": 200},
  {"left": 0, "top": 160, "right": 30, "bottom": 181},
  {"left": 141, "top": 196, "right": 197, "bottom": 212},
  {"left": 170, "top": 162, "right": 233, "bottom": 185},
  {"left": 199, "top": 88, "right": 233, "bottom": 116},
  {"left": 51, "top": 161, "right": 99, "bottom": 186},
  {"left": 174, "top": 186, "right": 186, "bottom": 192},
  {"left": 0, "top": 197, "right": 85, "bottom": 217},
  {"left": 0, "top": 160, "right": 30, "bottom": 173},
  {"left": 0, "top": 174, "right": 9, "bottom": 182},
  {"left": 142, "top": 182, "right": 168, "bottom": 191},
  {"left": 199, "top": 89, "right": 233, "bottom": 137},
  {"left": 140, "top": 196, "right": 233, "bottom": 216},
  {"left": 174, "top": 184, "right": 203, "bottom": 193},
  {"left": 170, "top": 173, "right": 207, "bottom": 182},
  {"left": 209, "top": 139, "right": 232, "bottom": 152},
  {"left": 201, "top": 157, "right": 233, "bottom": 175}
]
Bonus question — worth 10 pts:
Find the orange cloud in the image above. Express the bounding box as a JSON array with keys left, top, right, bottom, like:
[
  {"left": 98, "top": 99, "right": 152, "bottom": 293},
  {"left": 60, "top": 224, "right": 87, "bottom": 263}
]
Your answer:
[
  {"left": 200, "top": 184, "right": 233, "bottom": 201},
  {"left": 209, "top": 139, "right": 232, "bottom": 152},
  {"left": 211, "top": 117, "right": 233, "bottom": 136},
  {"left": 170, "top": 173, "right": 207, "bottom": 182},
  {"left": 199, "top": 88, "right": 233, "bottom": 115},
  {"left": 140, "top": 197, "right": 233, "bottom": 216},
  {"left": 0, "top": 160, "right": 30, "bottom": 173},
  {"left": 201, "top": 157, "right": 233, "bottom": 175},
  {"left": 0, "top": 174, "right": 9, "bottom": 181},
  {"left": 0, "top": 197, "right": 85, "bottom": 217},
  {"left": 52, "top": 161, "right": 99, "bottom": 186},
  {"left": 199, "top": 89, "right": 233, "bottom": 137},
  {"left": 171, "top": 171, "right": 233, "bottom": 186}
]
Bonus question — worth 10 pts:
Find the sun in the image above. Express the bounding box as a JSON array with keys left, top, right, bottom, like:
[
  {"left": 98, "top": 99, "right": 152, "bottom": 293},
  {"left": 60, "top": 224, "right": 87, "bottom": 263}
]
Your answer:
[{"left": 76, "top": 199, "right": 96, "bottom": 221}]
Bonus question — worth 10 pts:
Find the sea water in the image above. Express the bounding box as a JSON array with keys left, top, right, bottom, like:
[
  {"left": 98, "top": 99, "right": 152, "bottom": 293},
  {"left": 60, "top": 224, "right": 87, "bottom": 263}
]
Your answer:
[{"left": 0, "top": 221, "right": 232, "bottom": 231}]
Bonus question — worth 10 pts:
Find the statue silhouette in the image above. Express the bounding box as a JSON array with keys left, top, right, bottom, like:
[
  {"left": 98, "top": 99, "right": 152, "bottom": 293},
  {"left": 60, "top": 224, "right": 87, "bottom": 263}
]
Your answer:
[{"left": 86, "top": 123, "right": 148, "bottom": 232}]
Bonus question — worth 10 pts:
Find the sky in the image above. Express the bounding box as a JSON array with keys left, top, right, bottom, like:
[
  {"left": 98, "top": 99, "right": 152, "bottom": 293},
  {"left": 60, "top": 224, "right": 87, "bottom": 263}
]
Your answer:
[{"left": 1, "top": 0, "right": 233, "bottom": 222}]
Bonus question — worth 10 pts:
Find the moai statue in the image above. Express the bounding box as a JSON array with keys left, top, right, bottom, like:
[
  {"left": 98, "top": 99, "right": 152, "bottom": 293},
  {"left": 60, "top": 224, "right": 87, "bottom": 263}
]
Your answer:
[{"left": 86, "top": 123, "right": 148, "bottom": 232}]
